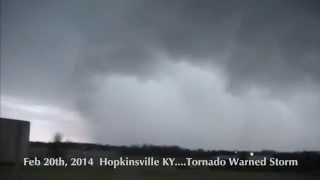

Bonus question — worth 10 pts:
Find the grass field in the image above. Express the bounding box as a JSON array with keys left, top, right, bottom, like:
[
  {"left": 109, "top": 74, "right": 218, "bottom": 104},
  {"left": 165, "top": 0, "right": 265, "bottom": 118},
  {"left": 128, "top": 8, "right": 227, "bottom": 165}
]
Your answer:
[{"left": 1, "top": 166, "right": 320, "bottom": 180}]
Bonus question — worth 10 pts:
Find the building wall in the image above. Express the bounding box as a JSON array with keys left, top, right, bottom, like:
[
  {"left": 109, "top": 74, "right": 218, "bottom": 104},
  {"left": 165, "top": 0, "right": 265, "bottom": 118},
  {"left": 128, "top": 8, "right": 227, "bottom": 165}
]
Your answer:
[{"left": 0, "top": 118, "right": 30, "bottom": 163}]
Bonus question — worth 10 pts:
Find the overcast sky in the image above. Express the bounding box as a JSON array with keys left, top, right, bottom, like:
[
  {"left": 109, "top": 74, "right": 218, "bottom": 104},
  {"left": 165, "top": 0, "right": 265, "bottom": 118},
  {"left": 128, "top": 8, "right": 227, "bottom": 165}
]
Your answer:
[{"left": 1, "top": 0, "right": 320, "bottom": 151}]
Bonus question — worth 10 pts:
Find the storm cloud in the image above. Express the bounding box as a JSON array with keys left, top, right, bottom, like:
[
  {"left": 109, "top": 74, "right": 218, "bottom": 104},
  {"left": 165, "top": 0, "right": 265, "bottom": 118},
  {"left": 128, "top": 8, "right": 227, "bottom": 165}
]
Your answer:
[{"left": 1, "top": 0, "right": 320, "bottom": 150}]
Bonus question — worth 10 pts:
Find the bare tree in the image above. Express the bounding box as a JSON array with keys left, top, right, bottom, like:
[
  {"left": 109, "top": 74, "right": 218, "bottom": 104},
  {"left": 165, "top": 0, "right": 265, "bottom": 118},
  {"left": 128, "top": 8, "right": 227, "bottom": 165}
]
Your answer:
[
  {"left": 53, "top": 132, "right": 63, "bottom": 143},
  {"left": 50, "top": 132, "right": 64, "bottom": 158}
]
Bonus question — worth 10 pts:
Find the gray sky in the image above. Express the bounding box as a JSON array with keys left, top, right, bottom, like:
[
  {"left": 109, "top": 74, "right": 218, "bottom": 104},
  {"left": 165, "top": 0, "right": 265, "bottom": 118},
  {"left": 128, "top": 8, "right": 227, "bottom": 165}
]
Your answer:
[{"left": 1, "top": 0, "right": 320, "bottom": 151}]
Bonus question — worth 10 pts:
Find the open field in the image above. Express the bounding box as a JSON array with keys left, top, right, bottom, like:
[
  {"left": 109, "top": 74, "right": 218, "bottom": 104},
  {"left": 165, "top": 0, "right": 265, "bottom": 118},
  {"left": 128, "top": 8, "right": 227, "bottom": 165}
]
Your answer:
[{"left": 1, "top": 166, "right": 320, "bottom": 180}]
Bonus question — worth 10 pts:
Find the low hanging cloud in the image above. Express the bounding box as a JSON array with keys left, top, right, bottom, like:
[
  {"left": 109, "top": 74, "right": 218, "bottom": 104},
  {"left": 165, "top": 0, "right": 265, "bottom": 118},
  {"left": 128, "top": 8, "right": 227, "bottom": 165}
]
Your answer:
[
  {"left": 74, "top": 62, "right": 320, "bottom": 150},
  {"left": 1, "top": 0, "right": 320, "bottom": 150}
]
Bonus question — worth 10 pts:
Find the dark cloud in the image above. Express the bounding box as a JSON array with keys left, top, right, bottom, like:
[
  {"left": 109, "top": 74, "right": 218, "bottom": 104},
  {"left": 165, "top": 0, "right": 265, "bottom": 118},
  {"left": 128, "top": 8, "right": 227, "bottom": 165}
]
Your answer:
[
  {"left": 3, "top": 0, "right": 320, "bottom": 92},
  {"left": 63, "top": 0, "right": 320, "bottom": 93},
  {"left": 2, "top": 0, "right": 320, "bottom": 150}
]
